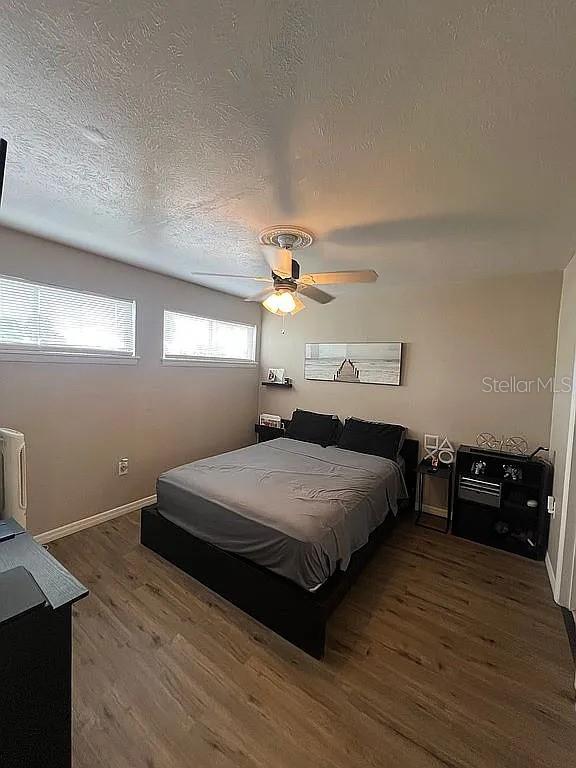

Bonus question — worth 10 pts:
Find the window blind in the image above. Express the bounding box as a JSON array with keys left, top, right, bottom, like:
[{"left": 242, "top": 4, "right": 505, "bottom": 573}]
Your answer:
[
  {"left": 163, "top": 310, "right": 256, "bottom": 362},
  {"left": 0, "top": 275, "right": 136, "bottom": 357}
]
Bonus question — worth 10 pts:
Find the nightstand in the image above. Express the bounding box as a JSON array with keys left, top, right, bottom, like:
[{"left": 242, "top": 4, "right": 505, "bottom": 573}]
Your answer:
[
  {"left": 415, "top": 460, "right": 454, "bottom": 533},
  {"left": 255, "top": 423, "right": 286, "bottom": 443}
]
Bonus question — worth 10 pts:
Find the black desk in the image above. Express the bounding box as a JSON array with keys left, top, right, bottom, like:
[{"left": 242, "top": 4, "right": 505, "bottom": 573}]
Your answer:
[{"left": 0, "top": 520, "right": 88, "bottom": 768}]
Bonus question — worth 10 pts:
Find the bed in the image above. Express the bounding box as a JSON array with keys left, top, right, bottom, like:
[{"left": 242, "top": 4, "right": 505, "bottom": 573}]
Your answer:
[{"left": 141, "top": 433, "right": 418, "bottom": 658}]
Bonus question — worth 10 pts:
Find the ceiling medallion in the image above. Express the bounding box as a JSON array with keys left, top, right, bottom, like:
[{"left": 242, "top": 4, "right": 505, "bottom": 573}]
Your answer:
[{"left": 258, "top": 226, "right": 314, "bottom": 250}]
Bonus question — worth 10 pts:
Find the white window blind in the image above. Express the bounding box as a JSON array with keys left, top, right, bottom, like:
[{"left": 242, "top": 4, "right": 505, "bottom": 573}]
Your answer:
[
  {"left": 0, "top": 275, "right": 136, "bottom": 357},
  {"left": 163, "top": 310, "right": 256, "bottom": 362}
]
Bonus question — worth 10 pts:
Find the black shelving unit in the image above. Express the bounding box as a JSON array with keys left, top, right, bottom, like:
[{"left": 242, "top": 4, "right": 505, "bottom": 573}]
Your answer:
[{"left": 452, "top": 445, "right": 552, "bottom": 560}]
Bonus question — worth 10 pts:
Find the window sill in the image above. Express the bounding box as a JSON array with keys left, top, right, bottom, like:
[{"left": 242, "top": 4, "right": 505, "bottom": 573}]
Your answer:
[
  {"left": 162, "top": 358, "right": 258, "bottom": 369},
  {"left": 0, "top": 351, "right": 140, "bottom": 365}
]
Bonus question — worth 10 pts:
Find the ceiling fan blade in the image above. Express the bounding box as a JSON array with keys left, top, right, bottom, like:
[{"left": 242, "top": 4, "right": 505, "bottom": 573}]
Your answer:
[
  {"left": 298, "top": 284, "right": 334, "bottom": 304},
  {"left": 244, "top": 287, "right": 275, "bottom": 303},
  {"left": 299, "top": 270, "right": 378, "bottom": 285},
  {"left": 0, "top": 138, "right": 7, "bottom": 208},
  {"left": 189, "top": 272, "right": 272, "bottom": 282},
  {"left": 262, "top": 246, "right": 292, "bottom": 278},
  {"left": 291, "top": 295, "right": 306, "bottom": 315}
]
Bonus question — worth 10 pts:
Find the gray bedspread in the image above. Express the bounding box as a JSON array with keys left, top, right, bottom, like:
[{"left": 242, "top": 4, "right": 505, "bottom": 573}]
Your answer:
[{"left": 157, "top": 438, "right": 407, "bottom": 591}]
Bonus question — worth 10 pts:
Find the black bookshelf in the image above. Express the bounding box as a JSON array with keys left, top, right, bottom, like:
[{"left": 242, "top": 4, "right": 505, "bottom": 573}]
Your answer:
[{"left": 452, "top": 445, "right": 552, "bottom": 560}]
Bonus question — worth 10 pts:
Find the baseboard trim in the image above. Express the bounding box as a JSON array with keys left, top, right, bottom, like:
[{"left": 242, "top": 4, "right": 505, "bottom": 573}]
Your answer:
[
  {"left": 545, "top": 551, "right": 557, "bottom": 597},
  {"left": 35, "top": 495, "right": 156, "bottom": 544},
  {"left": 421, "top": 503, "right": 448, "bottom": 518}
]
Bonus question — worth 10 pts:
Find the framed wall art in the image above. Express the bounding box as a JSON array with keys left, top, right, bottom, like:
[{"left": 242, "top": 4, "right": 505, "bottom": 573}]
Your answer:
[{"left": 304, "top": 342, "right": 402, "bottom": 386}]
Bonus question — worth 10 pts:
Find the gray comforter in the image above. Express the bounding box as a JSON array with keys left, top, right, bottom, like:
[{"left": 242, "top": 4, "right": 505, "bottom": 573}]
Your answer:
[{"left": 157, "top": 438, "right": 407, "bottom": 591}]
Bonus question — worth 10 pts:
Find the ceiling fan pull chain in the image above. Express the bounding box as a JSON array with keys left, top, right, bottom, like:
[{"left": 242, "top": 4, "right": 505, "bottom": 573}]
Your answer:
[{"left": 281, "top": 314, "right": 287, "bottom": 335}]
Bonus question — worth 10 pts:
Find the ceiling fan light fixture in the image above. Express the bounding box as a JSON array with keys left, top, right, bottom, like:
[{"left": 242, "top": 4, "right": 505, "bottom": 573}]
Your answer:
[
  {"left": 290, "top": 295, "right": 305, "bottom": 315},
  {"left": 262, "top": 290, "right": 297, "bottom": 315},
  {"left": 192, "top": 225, "right": 376, "bottom": 316}
]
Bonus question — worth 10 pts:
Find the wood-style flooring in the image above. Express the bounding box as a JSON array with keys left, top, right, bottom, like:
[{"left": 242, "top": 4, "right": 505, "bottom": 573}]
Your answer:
[{"left": 50, "top": 512, "right": 575, "bottom": 768}]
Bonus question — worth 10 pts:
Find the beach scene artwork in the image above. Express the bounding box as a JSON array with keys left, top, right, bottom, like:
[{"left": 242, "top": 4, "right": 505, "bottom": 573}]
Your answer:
[{"left": 304, "top": 342, "right": 402, "bottom": 386}]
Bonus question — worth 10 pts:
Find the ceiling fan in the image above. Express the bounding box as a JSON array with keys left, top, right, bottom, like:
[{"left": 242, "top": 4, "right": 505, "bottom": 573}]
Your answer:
[{"left": 189, "top": 226, "right": 378, "bottom": 315}]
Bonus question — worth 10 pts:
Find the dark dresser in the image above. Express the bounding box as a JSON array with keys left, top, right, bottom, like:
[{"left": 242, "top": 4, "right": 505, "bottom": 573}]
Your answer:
[{"left": 0, "top": 518, "right": 88, "bottom": 768}]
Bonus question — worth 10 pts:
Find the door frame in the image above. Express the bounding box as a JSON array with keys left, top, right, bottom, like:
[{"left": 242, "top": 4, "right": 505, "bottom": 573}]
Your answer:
[{"left": 554, "top": 346, "right": 576, "bottom": 609}]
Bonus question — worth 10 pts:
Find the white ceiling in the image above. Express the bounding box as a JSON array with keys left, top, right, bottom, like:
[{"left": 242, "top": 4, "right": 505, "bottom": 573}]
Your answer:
[{"left": 1, "top": 1, "right": 575, "bottom": 298}]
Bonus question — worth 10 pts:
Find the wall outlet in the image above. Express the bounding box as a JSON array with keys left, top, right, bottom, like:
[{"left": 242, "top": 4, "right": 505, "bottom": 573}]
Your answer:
[{"left": 118, "top": 457, "right": 129, "bottom": 476}]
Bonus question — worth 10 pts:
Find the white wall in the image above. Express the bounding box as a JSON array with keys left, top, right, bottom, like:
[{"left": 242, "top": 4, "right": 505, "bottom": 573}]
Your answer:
[{"left": 0, "top": 227, "right": 261, "bottom": 535}]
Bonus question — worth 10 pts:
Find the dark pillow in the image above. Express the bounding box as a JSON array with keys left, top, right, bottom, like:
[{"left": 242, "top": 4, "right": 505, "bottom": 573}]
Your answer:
[
  {"left": 285, "top": 409, "right": 341, "bottom": 446},
  {"left": 338, "top": 417, "right": 406, "bottom": 460}
]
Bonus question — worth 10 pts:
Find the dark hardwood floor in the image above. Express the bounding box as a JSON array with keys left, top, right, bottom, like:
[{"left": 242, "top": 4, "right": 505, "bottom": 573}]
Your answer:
[{"left": 50, "top": 512, "right": 575, "bottom": 768}]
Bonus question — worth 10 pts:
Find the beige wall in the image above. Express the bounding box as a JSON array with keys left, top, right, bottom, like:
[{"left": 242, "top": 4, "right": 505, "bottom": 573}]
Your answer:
[
  {"left": 0, "top": 227, "right": 261, "bottom": 535},
  {"left": 260, "top": 271, "right": 562, "bottom": 455},
  {"left": 548, "top": 254, "right": 576, "bottom": 602}
]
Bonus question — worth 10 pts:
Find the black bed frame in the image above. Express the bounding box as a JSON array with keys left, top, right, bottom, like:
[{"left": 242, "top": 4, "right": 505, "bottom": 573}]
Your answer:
[{"left": 140, "top": 438, "right": 419, "bottom": 659}]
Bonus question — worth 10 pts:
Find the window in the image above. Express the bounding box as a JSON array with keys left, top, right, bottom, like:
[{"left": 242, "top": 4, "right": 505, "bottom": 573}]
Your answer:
[
  {"left": 0, "top": 275, "right": 136, "bottom": 357},
  {"left": 163, "top": 310, "right": 257, "bottom": 363}
]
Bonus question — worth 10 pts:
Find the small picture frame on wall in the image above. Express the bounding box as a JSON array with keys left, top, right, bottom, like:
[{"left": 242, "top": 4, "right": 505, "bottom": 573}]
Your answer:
[{"left": 267, "top": 367, "right": 285, "bottom": 384}]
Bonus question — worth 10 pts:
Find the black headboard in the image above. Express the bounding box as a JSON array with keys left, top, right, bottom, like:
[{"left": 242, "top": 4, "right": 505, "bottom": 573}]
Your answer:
[{"left": 399, "top": 438, "right": 419, "bottom": 508}]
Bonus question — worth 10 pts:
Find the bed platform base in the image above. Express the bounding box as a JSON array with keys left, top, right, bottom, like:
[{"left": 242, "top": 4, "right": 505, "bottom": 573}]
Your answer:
[
  {"left": 140, "top": 504, "right": 396, "bottom": 659},
  {"left": 140, "top": 437, "right": 418, "bottom": 659}
]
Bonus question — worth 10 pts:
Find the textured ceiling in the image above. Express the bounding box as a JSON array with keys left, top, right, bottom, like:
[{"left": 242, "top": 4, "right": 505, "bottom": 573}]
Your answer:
[{"left": 1, "top": 0, "right": 575, "bottom": 297}]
